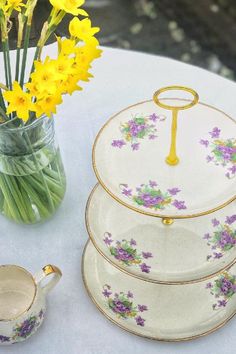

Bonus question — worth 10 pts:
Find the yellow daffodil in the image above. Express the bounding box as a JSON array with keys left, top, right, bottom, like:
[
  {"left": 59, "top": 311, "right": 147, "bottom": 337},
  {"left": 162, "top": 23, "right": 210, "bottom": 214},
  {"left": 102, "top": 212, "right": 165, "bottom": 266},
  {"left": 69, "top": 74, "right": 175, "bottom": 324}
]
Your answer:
[
  {"left": 35, "top": 92, "right": 62, "bottom": 118},
  {"left": 75, "top": 38, "right": 102, "bottom": 68},
  {"left": 51, "top": 56, "right": 76, "bottom": 78},
  {"left": 25, "top": 81, "right": 41, "bottom": 98},
  {"left": 3, "top": 81, "right": 34, "bottom": 121},
  {"left": 49, "top": 0, "right": 88, "bottom": 16},
  {"left": 4, "top": 0, "right": 25, "bottom": 14},
  {"left": 30, "top": 57, "right": 64, "bottom": 95},
  {"left": 60, "top": 74, "right": 82, "bottom": 95},
  {"left": 69, "top": 17, "right": 100, "bottom": 42},
  {"left": 57, "top": 37, "right": 76, "bottom": 56}
]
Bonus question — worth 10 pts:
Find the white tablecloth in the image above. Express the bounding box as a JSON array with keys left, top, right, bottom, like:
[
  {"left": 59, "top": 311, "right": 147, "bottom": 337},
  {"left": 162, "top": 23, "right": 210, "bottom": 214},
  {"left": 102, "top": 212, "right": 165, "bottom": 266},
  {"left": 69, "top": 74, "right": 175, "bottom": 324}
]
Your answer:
[{"left": 0, "top": 43, "right": 235, "bottom": 354}]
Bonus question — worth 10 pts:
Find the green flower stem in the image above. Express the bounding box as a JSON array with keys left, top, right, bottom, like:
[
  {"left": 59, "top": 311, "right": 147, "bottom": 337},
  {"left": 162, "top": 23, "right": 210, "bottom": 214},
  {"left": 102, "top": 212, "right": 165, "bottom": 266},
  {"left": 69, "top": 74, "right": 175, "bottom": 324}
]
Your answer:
[
  {"left": 2, "top": 41, "right": 9, "bottom": 88},
  {"left": 20, "top": 24, "right": 31, "bottom": 87},
  {"left": 18, "top": 184, "right": 37, "bottom": 223},
  {"left": 32, "top": 173, "right": 64, "bottom": 199},
  {"left": 29, "top": 45, "right": 40, "bottom": 76},
  {"left": 24, "top": 132, "right": 55, "bottom": 214},
  {"left": 17, "top": 176, "right": 51, "bottom": 219},
  {"left": 0, "top": 89, "right": 6, "bottom": 113},
  {"left": 0, "top": 156, "right": 65, "bottom": 224},
  {"left": 5, "top": 40, "right": 12, "bottom": 90},
  {"left": 0, "top": 105, "right": 8, "bottom": 122},
  {"left": 7, "top": 175, "right": 30, "bottom": 222},
  {"left": 15, "top": 47, "right": 21, "bottom": 82},
  {"left": 0, "top": 174, "right": 22, "bottom": 222}
]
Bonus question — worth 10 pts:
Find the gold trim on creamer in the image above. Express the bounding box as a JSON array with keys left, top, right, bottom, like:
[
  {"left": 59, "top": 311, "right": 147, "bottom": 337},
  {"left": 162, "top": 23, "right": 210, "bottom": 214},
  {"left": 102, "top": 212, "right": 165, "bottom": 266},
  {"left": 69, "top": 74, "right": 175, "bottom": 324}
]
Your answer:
[
  {"left": 86, "top": 184, "right": 236, "bottom": 285},
  {"left": 92, "top": 98, "right": 236, "bottom": 219},
  {"left": 82, "top": 240, "right": 236, "bottom": 342}
]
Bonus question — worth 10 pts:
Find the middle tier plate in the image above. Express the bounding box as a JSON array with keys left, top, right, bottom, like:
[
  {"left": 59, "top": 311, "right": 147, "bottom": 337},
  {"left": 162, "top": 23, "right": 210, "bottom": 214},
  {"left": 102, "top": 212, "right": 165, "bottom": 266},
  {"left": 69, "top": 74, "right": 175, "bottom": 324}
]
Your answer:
[{"left": 86, "top": 184, "right": 236, "bottom": 284}]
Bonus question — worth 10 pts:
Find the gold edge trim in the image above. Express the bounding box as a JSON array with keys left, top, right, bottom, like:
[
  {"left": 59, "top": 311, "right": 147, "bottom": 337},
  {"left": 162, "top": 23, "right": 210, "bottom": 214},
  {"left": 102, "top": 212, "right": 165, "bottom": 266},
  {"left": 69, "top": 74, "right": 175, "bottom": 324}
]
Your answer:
[
  {"left": 92, "top": 98, "right": 236, "bottom": 219},
  {"left": 81, "top": 240, "right": 236, "bottom": 342},
  {"left": 43, "top": 264, "right": 62, "bottom": 277},
  {"left": 0, "top": 265, "right": 37, "bottom": 322},
  {"left": 85, "top": 184, "right": 236, "bottom": 285}
]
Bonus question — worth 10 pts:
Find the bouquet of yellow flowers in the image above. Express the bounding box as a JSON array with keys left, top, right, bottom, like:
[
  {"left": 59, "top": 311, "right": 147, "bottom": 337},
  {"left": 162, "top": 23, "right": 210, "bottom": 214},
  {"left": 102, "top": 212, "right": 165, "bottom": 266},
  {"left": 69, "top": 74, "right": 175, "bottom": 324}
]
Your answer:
[{"left": 0, "top": 0, "right": 101, "bottom": 224}]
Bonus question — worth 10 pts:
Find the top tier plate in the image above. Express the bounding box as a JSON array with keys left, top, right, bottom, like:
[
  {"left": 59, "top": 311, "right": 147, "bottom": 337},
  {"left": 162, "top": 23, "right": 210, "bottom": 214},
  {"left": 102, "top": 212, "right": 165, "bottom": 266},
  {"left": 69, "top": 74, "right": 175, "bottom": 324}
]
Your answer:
[{"left": 93, "top": 96, "right": 236, "bottom": 218}]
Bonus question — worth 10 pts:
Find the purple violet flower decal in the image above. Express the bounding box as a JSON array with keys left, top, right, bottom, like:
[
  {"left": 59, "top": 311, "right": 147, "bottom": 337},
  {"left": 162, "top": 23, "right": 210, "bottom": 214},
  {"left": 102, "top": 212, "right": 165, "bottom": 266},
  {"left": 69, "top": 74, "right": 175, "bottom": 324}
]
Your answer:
[
  {"left": 103, "top": 286, "right": 148, "bottom": 326},
  {"left": 212, "top": 218, "right": 220, "bottom": 227},
  {"left": 149, "top": 113, "right": 158, "bottom": 122},
  {"left": 120, "top": 181, "right": 187, "bottom": 211},
  {"left": 142, "top": 252, "right": 153, "bottom": 259},
  {"left": 172, "top": 200, "right": 187, "bottom": 210},
  {"left": 111, "top": 113, "right": 166, "bottom": 151},
  {"left": 0, "top": 335, "right": 10, "bottom": 343},
  {"left": 11, "top": 310, "right": 44, "bottom": 341},
  {"left": 168, "top": 187, "right": 181, "bottom": 196},
  {"left": 135, "top": 316, "right": 146, "bottom": 327},
  {"left": 206, "top": 273, "right": 236, "bottom": 309},
  {"left": 206, "top": 282, "right": 213, "bottom": 289},
  {"left": 138, "top": 304, "right": 148, "bottom": 312},
  {"left": 149, "top": 134, "right": 157, "bottom": 140},
  {"left": 200, "top": 139, "right": 209, "bottom": 147},
  {"left": 140, "top": 263, "right": 151, "bottom": 273},
  {"left": 103, "top": 233, "right": 153, "bottom": 273},
  {"left": 204, "top": 216, "right": 236, "bottom": 260},
  {"left": 130, "top": 238, "right": 137, "bottom": 246},
  {"left": 111, "top": 139, "right": 126, "bottom": 148},
  {"left": 226, "top": 215, "right": 236, "bottom": 225},
  {"left": 131, "top": 143, "right": 140, "bottom": 151},
  {"left": 200, "top": 127, "right": 236, "bottom": 178},
  {"left": 122, "top": 188, "right": 132, "bottom": 197},
  {"left": 103, "top": 288, "right": 112, "bottom": 298},
  {"left": 209, "top": 127, "right": 221, "bottom": 138}
]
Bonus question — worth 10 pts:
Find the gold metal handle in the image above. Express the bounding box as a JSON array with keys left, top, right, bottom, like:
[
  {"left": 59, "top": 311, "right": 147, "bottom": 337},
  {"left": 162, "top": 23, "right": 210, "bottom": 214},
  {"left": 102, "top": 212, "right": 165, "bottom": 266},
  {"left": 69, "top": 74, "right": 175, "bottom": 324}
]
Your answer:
[{"left": 153, "top": 86, "right": 199, "bottom": 165}]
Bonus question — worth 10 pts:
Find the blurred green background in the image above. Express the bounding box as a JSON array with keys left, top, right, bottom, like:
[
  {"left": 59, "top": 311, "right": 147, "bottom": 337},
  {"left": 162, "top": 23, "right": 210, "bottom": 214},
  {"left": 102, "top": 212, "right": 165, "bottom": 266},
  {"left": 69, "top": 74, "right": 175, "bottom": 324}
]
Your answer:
[{"left": 8, "top": 0, "right": 236, "bottom": 80}]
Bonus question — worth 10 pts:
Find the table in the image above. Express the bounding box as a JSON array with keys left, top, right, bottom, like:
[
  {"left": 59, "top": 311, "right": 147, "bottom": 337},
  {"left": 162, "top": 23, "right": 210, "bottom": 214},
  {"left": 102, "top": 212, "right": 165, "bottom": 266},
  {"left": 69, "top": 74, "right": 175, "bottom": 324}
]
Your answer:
[{"left": 0, "top": 43, "right": 235, "bottom": 354}]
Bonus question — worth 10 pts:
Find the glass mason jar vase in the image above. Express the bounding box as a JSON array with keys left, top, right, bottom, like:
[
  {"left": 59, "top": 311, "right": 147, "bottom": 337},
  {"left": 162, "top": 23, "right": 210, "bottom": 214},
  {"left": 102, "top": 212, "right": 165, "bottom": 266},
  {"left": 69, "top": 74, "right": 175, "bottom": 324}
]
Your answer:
[{"left": 0, "top": 116, "right": 66, "bottom": 224}]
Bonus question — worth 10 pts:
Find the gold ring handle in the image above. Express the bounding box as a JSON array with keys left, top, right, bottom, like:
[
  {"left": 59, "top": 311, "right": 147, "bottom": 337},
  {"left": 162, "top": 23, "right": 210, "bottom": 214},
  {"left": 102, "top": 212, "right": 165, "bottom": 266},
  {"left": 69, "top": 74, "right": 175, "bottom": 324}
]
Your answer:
[
  {"left": 153, "top": 86, "right": 199, "bottom": 111},
  {"left": 153, "top": 86, "right": 199, "bottom": 165}
]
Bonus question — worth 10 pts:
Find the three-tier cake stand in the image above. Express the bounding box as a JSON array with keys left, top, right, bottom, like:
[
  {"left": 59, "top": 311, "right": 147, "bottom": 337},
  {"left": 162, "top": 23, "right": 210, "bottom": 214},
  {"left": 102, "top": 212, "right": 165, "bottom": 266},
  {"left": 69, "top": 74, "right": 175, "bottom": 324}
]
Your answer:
[{"left": 82, "top": 86, "right": 236, "bottom": 341}]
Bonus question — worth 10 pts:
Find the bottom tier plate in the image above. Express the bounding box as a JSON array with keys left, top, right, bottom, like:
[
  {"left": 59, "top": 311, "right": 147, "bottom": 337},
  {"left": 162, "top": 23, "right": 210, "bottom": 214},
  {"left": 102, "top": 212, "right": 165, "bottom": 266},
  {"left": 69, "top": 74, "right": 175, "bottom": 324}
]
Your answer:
[{"left": 82, "top": 241, "right": 236, "bottom": 341}]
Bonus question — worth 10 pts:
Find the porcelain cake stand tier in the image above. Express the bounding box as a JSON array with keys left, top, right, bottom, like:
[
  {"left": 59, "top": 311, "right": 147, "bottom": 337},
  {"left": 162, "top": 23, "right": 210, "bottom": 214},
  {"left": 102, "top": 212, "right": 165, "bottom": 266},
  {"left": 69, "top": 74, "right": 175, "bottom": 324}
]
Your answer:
[
  {"left": 82, "top": 241, "right": 236, "bottom": 341},
  {"left": 86, "top": 184, "right": 236, "bottom": 284},
  {"left": 93, "top": 97, "right": 236, "bottom": 219}
]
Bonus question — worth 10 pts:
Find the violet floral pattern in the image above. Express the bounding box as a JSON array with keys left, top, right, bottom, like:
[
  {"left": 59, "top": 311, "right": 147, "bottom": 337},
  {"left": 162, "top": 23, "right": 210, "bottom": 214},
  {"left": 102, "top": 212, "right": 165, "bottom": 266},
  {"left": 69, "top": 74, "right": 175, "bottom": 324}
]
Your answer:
[
  {"left": 0, "top": 310, "right": 44, "bottom": 344},
  {"left": 102, "top": 285, "right": 148, "bottom": 326},
  {"left": 103, "top": 233, "right": 153, "bottom": 273},
  {"left": 120, "top": 181, "right": 187, "bottom": 211},
  {"left": 200, "top": 127, "right": 236, "bottom": 178},
  {"left": 111, "top": 113, "right": 166, "bottom": 151},
  {"left": 204, "top": 215, "right": 236, "bottom": 261},
  {"left": 0, "top": 335, "right": 10, "bottom": 344},
  {"left": 206, "top": 273, "right": 236, "bottom": 310}
]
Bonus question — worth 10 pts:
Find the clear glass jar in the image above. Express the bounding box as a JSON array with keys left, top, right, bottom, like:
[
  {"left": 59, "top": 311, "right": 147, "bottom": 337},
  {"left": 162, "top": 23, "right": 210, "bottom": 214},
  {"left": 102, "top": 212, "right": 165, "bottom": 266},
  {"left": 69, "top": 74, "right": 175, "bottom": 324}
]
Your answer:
[{"left": 0, "top": 116, "right": 66, "bottom": 224}]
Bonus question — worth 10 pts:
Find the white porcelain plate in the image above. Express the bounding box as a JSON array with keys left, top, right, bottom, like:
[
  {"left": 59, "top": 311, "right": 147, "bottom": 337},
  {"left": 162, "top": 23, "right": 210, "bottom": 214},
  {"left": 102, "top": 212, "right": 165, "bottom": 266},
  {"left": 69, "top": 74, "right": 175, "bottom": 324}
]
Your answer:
[
  {"left": 86, "top": 184, "right": 236, "bottom": 284},
  {"left": 93, "top": 98, "right": 236, "bottom": 218},
  {"left": 83, "top": 241, "right": 236, "bottom": 341}
]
